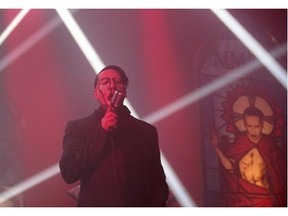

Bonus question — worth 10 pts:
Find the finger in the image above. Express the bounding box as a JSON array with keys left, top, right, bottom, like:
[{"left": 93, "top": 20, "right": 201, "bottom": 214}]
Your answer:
[
  {"left": 101, "top": 117, "right": 117, "bottom": 131},
  {"left": 107, "top": 113, "right": 118, "bottom": 125}
]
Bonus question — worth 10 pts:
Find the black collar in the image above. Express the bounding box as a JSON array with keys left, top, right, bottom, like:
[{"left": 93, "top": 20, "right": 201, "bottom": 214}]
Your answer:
[{"left": 93, "top": 105, "right": 131, "bottom": 119}]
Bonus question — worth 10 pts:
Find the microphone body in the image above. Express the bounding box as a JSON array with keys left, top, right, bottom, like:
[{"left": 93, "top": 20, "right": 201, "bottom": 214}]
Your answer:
[
  {"left": 110, "top": 90, "right": 125, "bottom": 133},
  {"left": 111, "top": 90, "right": 125, "bottom": 113}
]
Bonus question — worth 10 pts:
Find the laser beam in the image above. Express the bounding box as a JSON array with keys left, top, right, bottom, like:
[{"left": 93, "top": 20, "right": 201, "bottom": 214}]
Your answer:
[
  {"left": 211, "top": 9, "right": 287, "bottom": 89},
  {"left": 0, "top": 9, "right": 30, "bottom": 46}
]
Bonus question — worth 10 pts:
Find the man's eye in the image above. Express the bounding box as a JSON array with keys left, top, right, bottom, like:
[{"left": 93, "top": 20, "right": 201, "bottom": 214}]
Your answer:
[{"left": 101, "top": 80, "right": 110, "bottom": 85}]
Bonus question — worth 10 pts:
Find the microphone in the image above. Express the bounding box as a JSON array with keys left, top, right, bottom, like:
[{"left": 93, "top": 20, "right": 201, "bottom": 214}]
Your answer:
[
  {"left": 109, "top": 90, "right": 125, "bottom": 133},
  {"left": 111, "top": 90, "right": 125, "bottom": 113}
]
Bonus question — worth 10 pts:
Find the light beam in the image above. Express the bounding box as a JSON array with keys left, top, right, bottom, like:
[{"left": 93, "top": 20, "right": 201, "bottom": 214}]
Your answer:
[
  {"left": 143, "top": 44, "right": 286, "bottom": 125},
  {"left": 0, "top": 9, "right": 30, "bottom": 46},
  {"left": 0, "top": 11, "right": 71, "bottom": 74},
  {"left": 55, "top": 9, "right": 139, "bottom": 117},
  {"left": 0, "top": 164, "right": 59, "bottom": 204},
  {"left": 211, "top": 9, "right": 287, "bottom": 89},
  {"left": 55, "top": 9, "right": 105, "bottom": 73}
]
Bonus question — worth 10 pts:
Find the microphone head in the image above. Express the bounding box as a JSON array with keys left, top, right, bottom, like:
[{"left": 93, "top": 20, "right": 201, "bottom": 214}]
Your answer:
[{"left": 111, "top": 90, "right": 125, "bottom": 109}]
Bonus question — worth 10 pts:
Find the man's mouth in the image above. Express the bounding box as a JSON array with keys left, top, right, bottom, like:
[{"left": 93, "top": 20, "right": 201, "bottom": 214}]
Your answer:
[{"left": 107, "top": 93, "right": 114, "bottom": 101}]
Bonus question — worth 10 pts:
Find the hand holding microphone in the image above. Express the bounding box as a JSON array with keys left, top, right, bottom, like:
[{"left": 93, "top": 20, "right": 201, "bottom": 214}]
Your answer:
[{"left": 101, "top": 90, "right": 125, "bottom": 132}]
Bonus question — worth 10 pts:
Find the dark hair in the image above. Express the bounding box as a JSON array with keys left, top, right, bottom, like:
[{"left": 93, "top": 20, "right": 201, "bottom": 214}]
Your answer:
[
  {"left": 243, "top": 106, "right": 264, "bottom": 121},
  {"left": 94, "top": 65, "right": 129, "bottom": 88}
]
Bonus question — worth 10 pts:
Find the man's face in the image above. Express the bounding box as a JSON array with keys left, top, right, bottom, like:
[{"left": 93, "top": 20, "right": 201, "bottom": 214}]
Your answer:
[
  {"left": 244, "top": 115, "right": 263, "bottom": 143},
  {"left": 94, "top": 69, "right": 126, "bottom": 109}
]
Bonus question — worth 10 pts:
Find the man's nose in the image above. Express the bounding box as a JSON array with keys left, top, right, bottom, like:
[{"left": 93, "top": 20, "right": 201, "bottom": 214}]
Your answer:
[{"left": 109, "top": 80, "right": 116, "bottom": 89}]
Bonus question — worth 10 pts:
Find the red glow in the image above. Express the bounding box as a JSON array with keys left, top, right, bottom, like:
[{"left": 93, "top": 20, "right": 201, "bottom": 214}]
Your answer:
[
  {"left": 138, "top": 10, "right": 203, "bottom": 204},
  {"left": 2, "top": 10, "right": 75, "bottom": 206}
]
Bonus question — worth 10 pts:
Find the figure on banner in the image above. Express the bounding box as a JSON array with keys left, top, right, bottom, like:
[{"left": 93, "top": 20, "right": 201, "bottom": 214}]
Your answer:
[{"left": 211, "top": 104, "right": 286, "bottom": 207}]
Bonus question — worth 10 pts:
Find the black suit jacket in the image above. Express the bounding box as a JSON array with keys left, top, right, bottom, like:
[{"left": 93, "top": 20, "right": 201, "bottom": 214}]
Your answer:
[{"left": 59, "top": 106, "right": 169, "bottom": 206}]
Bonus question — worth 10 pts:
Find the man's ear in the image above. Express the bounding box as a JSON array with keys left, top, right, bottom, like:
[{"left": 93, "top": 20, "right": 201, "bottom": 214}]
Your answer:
[{"left": 123, "top": 86, "right": 127, "bottom": 98}]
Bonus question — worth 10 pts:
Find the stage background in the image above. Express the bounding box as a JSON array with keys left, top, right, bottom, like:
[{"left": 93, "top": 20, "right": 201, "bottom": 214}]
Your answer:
[{"left": 0, "top": 9, "right": 286, "bottom": 207}]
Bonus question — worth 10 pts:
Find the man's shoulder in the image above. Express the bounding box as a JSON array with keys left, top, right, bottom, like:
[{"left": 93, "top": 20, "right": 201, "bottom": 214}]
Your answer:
[
  {"left": 260, "top": 135, "right": 278, "bottom": 146},
  {"left": 69, "top": 114, "right": 95, "bottom": 123},
  {"left": 130, "top": 116, "right": 157, "bottom": 131},
  {"left": 66, "top": 112, "right": 99, "bottom": 130}
]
